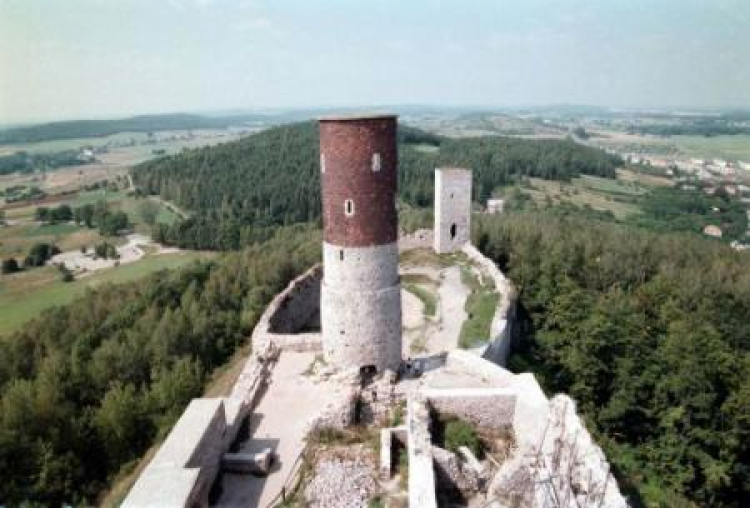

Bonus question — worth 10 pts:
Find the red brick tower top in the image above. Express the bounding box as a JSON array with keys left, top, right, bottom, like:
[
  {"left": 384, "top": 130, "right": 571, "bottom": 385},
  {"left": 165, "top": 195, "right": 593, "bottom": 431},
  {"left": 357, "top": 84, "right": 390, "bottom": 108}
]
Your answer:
[{"left": 319, "top": 114, "right": 398, "bottom": 247}]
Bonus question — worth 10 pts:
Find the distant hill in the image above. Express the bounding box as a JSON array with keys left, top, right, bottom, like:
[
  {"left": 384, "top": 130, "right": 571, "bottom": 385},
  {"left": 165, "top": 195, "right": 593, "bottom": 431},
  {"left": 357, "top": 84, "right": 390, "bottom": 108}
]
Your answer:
[
  {"left": 0, "top": 113, "right": 277, "bottom": 144},
  {"left": 132, "top": 121, "right": 621, "bottom": 250}
]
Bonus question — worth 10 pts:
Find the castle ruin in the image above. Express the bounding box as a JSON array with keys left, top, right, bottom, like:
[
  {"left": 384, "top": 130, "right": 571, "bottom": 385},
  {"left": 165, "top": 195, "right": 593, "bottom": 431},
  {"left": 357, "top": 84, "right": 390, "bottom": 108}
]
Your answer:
[
  {"left": 121, "top": 114, "right": 628, "bottom": 508},
  {"left": 434, "top": 167, "right": 472, "bottom": 254}
]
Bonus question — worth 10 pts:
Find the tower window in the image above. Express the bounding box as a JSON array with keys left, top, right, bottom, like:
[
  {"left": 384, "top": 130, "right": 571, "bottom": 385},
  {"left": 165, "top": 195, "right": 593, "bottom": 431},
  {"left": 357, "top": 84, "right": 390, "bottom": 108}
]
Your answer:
[
  {"left": 372, "top": 152, "right": 381, "bottom": 172},
  {"left": 320, "top": 153, "right": 326, "bottom": 173},
  {"left": 450, "top": 223, "right": 457, "bottom": 240},
  {"left": 339, "top": 250, "right": 344, "bottom": 261},
  {"left": 344, "top": 199, "right": 355, "bottom": 217}
]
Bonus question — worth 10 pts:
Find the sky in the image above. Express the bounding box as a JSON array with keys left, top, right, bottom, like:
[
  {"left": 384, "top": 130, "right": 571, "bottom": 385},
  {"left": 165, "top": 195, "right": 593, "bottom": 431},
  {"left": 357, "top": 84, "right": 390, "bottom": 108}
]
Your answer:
[{"left": 1, "top": 0, "right": 749, "bottom": 124}]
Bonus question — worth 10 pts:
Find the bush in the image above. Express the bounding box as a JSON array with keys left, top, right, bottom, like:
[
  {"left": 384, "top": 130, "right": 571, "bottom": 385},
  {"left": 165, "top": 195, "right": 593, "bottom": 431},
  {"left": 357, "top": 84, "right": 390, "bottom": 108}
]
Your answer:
[
  {"left": 443, "top": 416, "right": 482, "bottom": 457},
  {"left": 2, "top": 258, "right": 20, "bottom": 274}
]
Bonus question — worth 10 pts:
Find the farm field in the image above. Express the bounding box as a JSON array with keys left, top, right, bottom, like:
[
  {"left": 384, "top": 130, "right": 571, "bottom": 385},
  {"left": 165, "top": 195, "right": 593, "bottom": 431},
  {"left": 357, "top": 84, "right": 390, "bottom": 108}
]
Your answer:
[
  {"left": 591, "top": 130, "right": 750, "bottom": 162},
  {"left": 518, "top": 175, "right": 643, "bottom": 219},
  {"left": 0, "top": 250, "right": 216, "bottom": 335}
]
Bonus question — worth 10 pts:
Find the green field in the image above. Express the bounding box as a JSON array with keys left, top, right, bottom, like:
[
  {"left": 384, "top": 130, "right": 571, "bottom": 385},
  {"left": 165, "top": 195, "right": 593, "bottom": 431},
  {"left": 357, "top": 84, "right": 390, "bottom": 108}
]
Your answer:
[
  {"left": 0, "top": 251, "right": 215, "bottom": 336},
  {"left": 518, "top": 176, "right": 643, "bottom": 219},
  {"left": 596, "top": 133, "right": 750, "bottom": 162}
]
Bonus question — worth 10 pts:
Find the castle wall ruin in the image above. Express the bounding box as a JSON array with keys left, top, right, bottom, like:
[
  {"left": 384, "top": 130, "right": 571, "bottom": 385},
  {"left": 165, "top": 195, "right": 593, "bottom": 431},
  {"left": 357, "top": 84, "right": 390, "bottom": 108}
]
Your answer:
[{"left": 434, "top": 168, "right": 472, "bottom": 253}]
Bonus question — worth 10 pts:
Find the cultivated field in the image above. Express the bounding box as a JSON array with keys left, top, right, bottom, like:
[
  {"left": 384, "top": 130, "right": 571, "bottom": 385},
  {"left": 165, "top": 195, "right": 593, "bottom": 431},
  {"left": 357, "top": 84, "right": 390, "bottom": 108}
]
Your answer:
[{"left": 517, "top": 175, "right": 644, "bottom": 219}]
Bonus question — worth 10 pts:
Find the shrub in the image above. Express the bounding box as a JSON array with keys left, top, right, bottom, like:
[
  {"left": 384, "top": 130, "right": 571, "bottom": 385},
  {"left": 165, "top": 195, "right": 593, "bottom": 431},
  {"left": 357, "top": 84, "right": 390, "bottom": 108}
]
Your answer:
[{"left": 443, "top": 416, "right": 482, "bottom": 457}]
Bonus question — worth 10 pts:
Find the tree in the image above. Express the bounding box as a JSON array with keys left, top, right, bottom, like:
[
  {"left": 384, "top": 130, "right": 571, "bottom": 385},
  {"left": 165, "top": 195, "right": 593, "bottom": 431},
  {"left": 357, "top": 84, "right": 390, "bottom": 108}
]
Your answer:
[
  {"left": 137, "top": 199, "right": 160, "bottom": 226},
  {"left": 99, "top": 211, "right": 129, "bottom": 236},
  {"left": 35, "top": 207, "right": 50, "bottom": 222},
  {"left": 2, "top": 258, "right": 20, "bottom": 274},
  {"left": 94, "top": 383, "right": 151, "bottom": 466},
  {"left": 24, "top": 243, "right": 60, "bottom": 267}
]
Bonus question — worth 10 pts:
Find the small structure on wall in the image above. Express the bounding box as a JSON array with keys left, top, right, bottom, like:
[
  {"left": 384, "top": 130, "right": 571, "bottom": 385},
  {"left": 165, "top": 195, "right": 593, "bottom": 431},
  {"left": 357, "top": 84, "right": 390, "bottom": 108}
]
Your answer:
[{"left": 434, "top": 168, "right": 472, "bottom": 254}]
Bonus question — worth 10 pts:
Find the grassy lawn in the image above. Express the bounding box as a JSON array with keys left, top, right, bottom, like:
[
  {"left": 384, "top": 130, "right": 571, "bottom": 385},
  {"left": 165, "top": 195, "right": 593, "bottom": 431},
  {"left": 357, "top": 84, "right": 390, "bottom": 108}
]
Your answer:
[
  {"left": 21, "top": 222, "right": 82, "bottom": 237},
  {"left": 403, "top": 282, "right": 437, "bottom": 317},
  {"left": 459, "top": 266, "right": 499, "bottom": 349},
  {"left": 0, "top": 251, "right": 215, "bottom": 336},
  {"left": 1, "top": 223, "right": 106, "bottom": 258},
  {"left": 399, "top": 247, "right": 452, "bottom": 268}
]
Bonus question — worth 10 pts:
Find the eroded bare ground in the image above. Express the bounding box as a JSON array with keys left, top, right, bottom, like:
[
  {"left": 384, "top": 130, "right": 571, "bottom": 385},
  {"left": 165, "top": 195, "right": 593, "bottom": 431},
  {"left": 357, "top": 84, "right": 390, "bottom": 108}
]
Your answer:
[{"left": 400, "top": 250, "right": 474, "bottom": 357}]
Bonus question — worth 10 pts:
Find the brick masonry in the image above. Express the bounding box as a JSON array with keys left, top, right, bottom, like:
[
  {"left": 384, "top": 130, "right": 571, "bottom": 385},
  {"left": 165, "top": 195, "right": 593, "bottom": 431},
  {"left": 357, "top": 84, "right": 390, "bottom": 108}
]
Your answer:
[{"left": 319, "top": 116, "right": 398, "bottom": 247}]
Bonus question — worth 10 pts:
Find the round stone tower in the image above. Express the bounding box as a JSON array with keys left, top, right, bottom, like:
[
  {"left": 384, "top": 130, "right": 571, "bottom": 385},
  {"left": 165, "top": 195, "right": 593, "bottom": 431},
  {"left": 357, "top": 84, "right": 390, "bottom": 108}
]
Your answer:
[{"left": 319, "top": 114, "right": 402, "bottom": 374}]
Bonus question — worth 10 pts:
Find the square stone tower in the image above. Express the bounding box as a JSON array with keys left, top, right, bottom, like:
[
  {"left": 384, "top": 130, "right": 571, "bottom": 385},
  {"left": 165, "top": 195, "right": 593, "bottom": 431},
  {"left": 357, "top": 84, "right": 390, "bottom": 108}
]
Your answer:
[{"left": 434, "top": 168, "right": 472, "bottom": 254}]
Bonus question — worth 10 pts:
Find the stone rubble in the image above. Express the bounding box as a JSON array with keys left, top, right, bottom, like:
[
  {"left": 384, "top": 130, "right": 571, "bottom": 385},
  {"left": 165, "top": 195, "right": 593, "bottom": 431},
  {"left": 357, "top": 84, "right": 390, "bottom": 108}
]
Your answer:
[{"left": 304, "top": 448, "right": 379, "bottom": 508}]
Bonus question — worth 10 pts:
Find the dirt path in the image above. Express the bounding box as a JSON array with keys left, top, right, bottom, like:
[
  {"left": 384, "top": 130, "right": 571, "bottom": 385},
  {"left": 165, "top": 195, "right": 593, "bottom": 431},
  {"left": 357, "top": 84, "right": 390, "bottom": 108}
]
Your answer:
[
  {"left": 400, "top": 264, "right": 470, "bottom": 357},
  {"left": 431, "top": 265, "right": 469, "bottom": 352}
]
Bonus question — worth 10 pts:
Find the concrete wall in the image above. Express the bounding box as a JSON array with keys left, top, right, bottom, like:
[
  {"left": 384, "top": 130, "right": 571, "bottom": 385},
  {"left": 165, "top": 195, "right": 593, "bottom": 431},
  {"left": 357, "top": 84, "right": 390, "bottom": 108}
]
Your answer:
[
  {"left": 122, "top": 399, "right": 227, "bottom": 508},
  {"left": 434, "top": 168, "right": 472, "bottom": 254}
]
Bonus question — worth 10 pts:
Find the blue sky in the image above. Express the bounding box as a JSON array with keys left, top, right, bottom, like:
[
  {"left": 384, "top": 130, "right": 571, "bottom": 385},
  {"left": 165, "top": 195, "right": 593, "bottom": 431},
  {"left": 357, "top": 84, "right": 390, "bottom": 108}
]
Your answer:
[{"left": 1, "top": 0, "right": 749, "bottom": 123}]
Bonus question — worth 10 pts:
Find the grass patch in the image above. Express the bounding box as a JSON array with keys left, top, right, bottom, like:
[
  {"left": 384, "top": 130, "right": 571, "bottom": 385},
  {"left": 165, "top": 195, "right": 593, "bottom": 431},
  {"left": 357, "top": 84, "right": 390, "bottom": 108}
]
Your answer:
[
  {"left": 0, "top": 251, "right": 215, "bottom": 336},
  {"left": 403, "top": 282, "right": 436, "bottom": 317},
  {"left": 458, "top": 266, "right": 499, "bottom": 349},
  {"left": 399, "top": 248, "right": 451, "bottom": 268},
  {"left": 21, "top": 222, "right": 82, "bottom": 237}
]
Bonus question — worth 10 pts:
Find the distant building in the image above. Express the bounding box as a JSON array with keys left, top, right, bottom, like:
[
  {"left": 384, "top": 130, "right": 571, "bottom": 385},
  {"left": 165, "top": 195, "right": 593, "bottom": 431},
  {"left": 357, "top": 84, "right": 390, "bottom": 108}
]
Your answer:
[
  {"left": 77, "top": 148, "right": 95, "bottom": 162},
  {"left": 738, "top": 161, "right": 750, "bottom": 171},
  {"left": 703, "top": 225, "right": 723, "bottom": 238},
  {"left": 486, "top": 198, "right": 505, "bottom": 214}
]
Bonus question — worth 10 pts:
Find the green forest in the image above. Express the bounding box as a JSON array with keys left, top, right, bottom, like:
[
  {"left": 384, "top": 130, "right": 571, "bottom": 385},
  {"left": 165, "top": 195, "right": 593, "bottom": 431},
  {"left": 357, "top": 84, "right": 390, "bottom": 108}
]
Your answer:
[
  {"left": 132, "top": 122, "right": 621, "bottom": 249},
  {"left": 0, "top": 225, "right": 320, "bottom": 506},
  {"left": 0, "top": 150, "right": 90, "bottom": 175},
  {"left": 475, "top": 213, "right": 749, "bottom": 507}
]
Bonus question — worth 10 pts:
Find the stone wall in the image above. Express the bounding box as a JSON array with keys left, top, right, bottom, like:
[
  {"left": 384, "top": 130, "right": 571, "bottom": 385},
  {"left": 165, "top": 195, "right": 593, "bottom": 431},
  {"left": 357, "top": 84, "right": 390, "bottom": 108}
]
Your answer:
[
  {"left": 321, "top": 240, "right": 402, "bottom": 373},
  {"left": 422, "top": 387, "right": 518, "bottom": 429},
  {"left": 267, "top": 266, "right": 321, "bottom": 333},
  {"left": 322, "top": 282, "right": 402, "bottom": 372},
  {"left": 434, "top": 168, "right": 472, "bottom": 253},
  {"left": 405, "top": 352, "right": 627, "bottom": 508},
  {"left": 462, "top": 243, "right": 519, "bottom": 366},
  {"left": 251, "top": 264, "right": 323, "bottom": 351}
]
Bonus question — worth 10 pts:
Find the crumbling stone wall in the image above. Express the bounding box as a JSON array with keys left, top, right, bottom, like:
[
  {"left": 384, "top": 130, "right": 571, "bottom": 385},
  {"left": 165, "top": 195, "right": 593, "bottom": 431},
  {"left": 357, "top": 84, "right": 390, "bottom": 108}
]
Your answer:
[
  {"left": 268, "top": 265, "right": 322, "bottom": 333},
  {"left": 251, "top": 264, "right": 323, "bottom": 351},
  {"left": 462, "top": 243, "right": 519, "bottom": 366}
]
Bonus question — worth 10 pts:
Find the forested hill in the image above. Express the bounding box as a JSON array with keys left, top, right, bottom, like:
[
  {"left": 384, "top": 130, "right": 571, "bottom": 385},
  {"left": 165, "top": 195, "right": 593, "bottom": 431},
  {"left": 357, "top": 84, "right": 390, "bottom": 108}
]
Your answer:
[
  {"left": 476, "top": 213, "right": 749, "bottom": 507},
  {"left": 132, "top": 121, "right": 621, "bottom": 249},
  {"left": 0, "top": 113, "right": 270, "bottom": 144}
]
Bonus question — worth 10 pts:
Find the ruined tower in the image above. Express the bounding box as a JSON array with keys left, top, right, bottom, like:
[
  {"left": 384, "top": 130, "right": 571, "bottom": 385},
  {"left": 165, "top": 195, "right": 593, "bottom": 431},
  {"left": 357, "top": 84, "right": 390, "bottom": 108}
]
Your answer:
[
  {"left": 319, "top": 114, "right": 402, "bottom": 373},
  {"left": 434, "top": 168, "right": 472, "bottom": 254}
]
